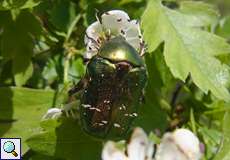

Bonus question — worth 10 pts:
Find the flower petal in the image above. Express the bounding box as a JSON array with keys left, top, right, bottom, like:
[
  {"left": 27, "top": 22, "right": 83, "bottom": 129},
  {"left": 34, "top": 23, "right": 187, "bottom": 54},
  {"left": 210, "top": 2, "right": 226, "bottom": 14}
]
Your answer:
[
  {"left": 155, "top": 129, "right": 202, "bottom": 160},
  {"left": 124, "top": 20, "right": 141, "bottom": 38},
  {"left": 42, "top": 108, "right": 62, "bottom": 119},
  {"left": 126, "top": 37, "right": 141, "bottom": 51},
  {"left": 84, "top": 41, "right": 98, "bottom": 59},
  {"left": 84, "top": 51, "right": 97, "bottom": 59},
  {"left": 123, "top": 20, "right": 143, "bottom": 50},
  {"left": 127, "top": 128, "right": 154, "bottom": 160},
  {"left": 101, "top": 10, "right": 130, "bottom": 35},
  {"left": 146, "top": 142, "right": 154, "bottom": 160},
  {"left": 102, "top": 141, "right": 127, "bottom": 160},
  {"left": 84, "top": 10, "right": 145, "bottom": 59},
  {"left": 173, "top": 129, "right": 202, "bottom": 160},
  {"left": 85, "top": 21, "right": 103, "bottom": 45}
]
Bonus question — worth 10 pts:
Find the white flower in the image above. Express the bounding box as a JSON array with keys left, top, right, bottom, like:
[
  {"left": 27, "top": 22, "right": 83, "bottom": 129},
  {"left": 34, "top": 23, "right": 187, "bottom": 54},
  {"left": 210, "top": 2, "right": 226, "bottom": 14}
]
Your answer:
[
  {"left": 102, "top": 128, "right": 203, "bottom": 160},
  {"left": 84, "top": 10, "right": 145, "bottom": 59},
  {"left": 155, "top": 129, "right": 202, "bottom": 160},
  {"left": 42, "top": 101, "right": 79, "bottom": 120},
  {"left": 42, "top": 108, "right": 62, "bottom": 119},
  {"left": 102, "top": 141, "right": 128, "bottom": 160},
  {"left": 102, "top": 127, "right": 154, "bottom": 160}
]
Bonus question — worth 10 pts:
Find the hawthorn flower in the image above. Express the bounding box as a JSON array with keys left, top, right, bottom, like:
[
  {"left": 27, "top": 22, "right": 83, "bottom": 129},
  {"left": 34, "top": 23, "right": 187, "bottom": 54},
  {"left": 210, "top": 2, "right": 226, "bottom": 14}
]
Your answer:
[
  {"left": 155, "top": 129, "right": 202, "bottom": 160},
  {"left": 101, "top": 128, "right": 203, "bottom": 160},
  {"left": 102, "top": 127, "right": 154, "bottom": 160},
  {"left": 42, "top": 108, "right": 62, "bottom": 119},
  {"left": 84, "top": 10, "right": 145, "bottom": 59}
]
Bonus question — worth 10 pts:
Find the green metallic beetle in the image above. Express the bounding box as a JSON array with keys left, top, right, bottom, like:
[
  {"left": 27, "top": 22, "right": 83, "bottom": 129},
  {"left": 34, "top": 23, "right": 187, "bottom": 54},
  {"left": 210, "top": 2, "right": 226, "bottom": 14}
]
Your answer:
[
  {"left": 44, "top": 10, "right": 147, "bottom": 139},
  {"left": 74, "top": 9, "right": 147, "bottom": 138},
  {"left": 73, "top": 37, "right": 147, "bottom": 138}
]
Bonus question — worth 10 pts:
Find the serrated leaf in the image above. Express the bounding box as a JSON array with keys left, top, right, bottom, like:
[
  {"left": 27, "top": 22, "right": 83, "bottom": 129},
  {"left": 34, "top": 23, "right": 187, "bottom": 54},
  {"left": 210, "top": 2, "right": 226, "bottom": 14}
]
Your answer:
[
  {"left": 0, "top": 87, "right": 55, "bottom": 153},
  {"left": 142, "top": 0, "right": 230, "bottom": 101},
  {"left": 27, "top": 118, "right": 102, "bottom": 160},
  {"left": 179, "top": 1, "right": 219, "bottom": 27}
]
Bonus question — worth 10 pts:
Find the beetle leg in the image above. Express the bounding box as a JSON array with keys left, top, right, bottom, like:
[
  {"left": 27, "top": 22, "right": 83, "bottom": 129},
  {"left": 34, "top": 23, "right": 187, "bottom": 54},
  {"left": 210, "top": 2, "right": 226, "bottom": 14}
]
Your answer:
[
  {"left": 68, "top": 77, "right": 88, "bottom": 97},
  {"left": 64, "top": 109, "right": 70, "bottom": 117},
  {"left": 139, "top": 91, "right": 146, "bottom": 104},
  {"left": 62, "top": 101, "right": 79, "bottom": 119},
  {"left": 139, "top": 40, "right": 147, "bottom": 57}
]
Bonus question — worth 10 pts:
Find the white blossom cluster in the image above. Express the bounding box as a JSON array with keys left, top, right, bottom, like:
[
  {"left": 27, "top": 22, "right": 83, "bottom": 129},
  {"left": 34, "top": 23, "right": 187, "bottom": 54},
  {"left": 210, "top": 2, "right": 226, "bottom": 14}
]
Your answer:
[
  {"left": 84, "top": 10, "right": 145, "bottom": 59},
  {"left": 102, "top": 128, "right": 202, "bottom": 160}
]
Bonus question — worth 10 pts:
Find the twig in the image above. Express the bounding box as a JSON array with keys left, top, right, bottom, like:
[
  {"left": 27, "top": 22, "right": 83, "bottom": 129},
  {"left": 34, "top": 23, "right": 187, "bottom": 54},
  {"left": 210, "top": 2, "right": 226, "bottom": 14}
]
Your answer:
[{"left": 170, "top": 75, "right": 191, "bottom": 117}]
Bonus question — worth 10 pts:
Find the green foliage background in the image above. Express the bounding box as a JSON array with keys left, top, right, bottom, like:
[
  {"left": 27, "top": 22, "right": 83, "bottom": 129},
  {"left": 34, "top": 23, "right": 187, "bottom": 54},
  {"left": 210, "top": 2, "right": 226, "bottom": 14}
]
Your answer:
[{"left": 0, "top": 0, "right": 230, "bottom": 159}]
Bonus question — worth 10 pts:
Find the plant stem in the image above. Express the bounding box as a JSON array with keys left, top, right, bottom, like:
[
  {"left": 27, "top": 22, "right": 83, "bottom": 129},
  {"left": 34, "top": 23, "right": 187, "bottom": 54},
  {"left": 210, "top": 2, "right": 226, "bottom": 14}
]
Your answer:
[
  {"left": 63, "top": 52, "right": 71, "bottom": 84},
  {"left": 190, "top": 108, "right": 197, "bottom": 134},
  {"left": 170, "top": 82, "right": 183, "bottom": 107}
]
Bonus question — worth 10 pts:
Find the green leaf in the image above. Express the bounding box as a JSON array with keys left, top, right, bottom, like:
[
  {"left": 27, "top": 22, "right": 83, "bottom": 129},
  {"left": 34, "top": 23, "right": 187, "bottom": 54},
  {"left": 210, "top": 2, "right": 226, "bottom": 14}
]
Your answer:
[
  {"left": 50, "top": 0, "right": 77, "bottom": 33},
  {"left": 142, "top": 0, "right": 230, "bottom": 101},
  {"left": 68, "top": 57, "right": 86, "bottom": 83},
  {"left": 0, "top": 60, "right": 14, "bottom": 85},
  {"left": 0, "top": 11, "right": 42, "bottom": 86},
  {"left": 119, "top": 0, "right": 142, "bottom": 5},
  {"left": 0, "top": 87, "right": 55, "bottom": 153},
  {"left": 42, "top": 58, "right": 58, "bottom": 85},
  {"left": 199, "top": 126, "right": 222, "bottom": 159},
  {"left": 24, "top": 152, "right": 59, "bottom": 160},
  {"left": 179, "top": 1, "right": 219, "bottom": 27},
  {"left": 13, "top": 56, "right": 34, "bottom": 86},
  {"left": 0, "top": 0, "right": 40, "bottom": 10},
  {"left": 133, "top": 48, "right": 168, "bottom": 132},
  {"left": 27, "top": 118, "right": 102, "bottom": 160},
  {"left": 20, "top": 0, "right": 41, "bottom": 9},
  {"left": 216, "top": 16, "right": 230, "bottom": 40},
  {"left": 214, "top": 111, "right": 230, "bottom": 160}
]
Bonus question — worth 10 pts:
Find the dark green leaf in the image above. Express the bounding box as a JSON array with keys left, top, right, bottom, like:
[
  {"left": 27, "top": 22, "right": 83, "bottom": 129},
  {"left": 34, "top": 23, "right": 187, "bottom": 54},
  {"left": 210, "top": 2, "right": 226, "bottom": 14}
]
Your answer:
[
  {"left": 27, "top": 118, "right": 102, "bottom": 160},
  {"left": 0, "top": 11, "right": 42, "bottom": 86},
  {"left": 50, "top": 0, "right": 77, "bottom": 33},
  {"left": 133, "top": 48, "right": 168, "bottom": 132},
  {"left": 0, "top": 87, "right": 55, "bottom": 153}
]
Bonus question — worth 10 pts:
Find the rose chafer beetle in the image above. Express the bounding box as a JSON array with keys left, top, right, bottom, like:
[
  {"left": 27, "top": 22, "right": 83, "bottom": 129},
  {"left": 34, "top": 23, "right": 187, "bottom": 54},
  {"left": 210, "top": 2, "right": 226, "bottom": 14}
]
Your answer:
[{"left": 44, "top": 10, "right": 147, "bottom": 139}]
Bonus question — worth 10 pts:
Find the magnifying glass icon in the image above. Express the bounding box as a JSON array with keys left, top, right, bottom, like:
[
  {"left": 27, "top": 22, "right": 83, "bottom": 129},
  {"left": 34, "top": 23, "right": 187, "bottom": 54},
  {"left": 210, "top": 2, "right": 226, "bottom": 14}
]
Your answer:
[{"left": 3, "top": 141, "right": 18, "bottom": 157}]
